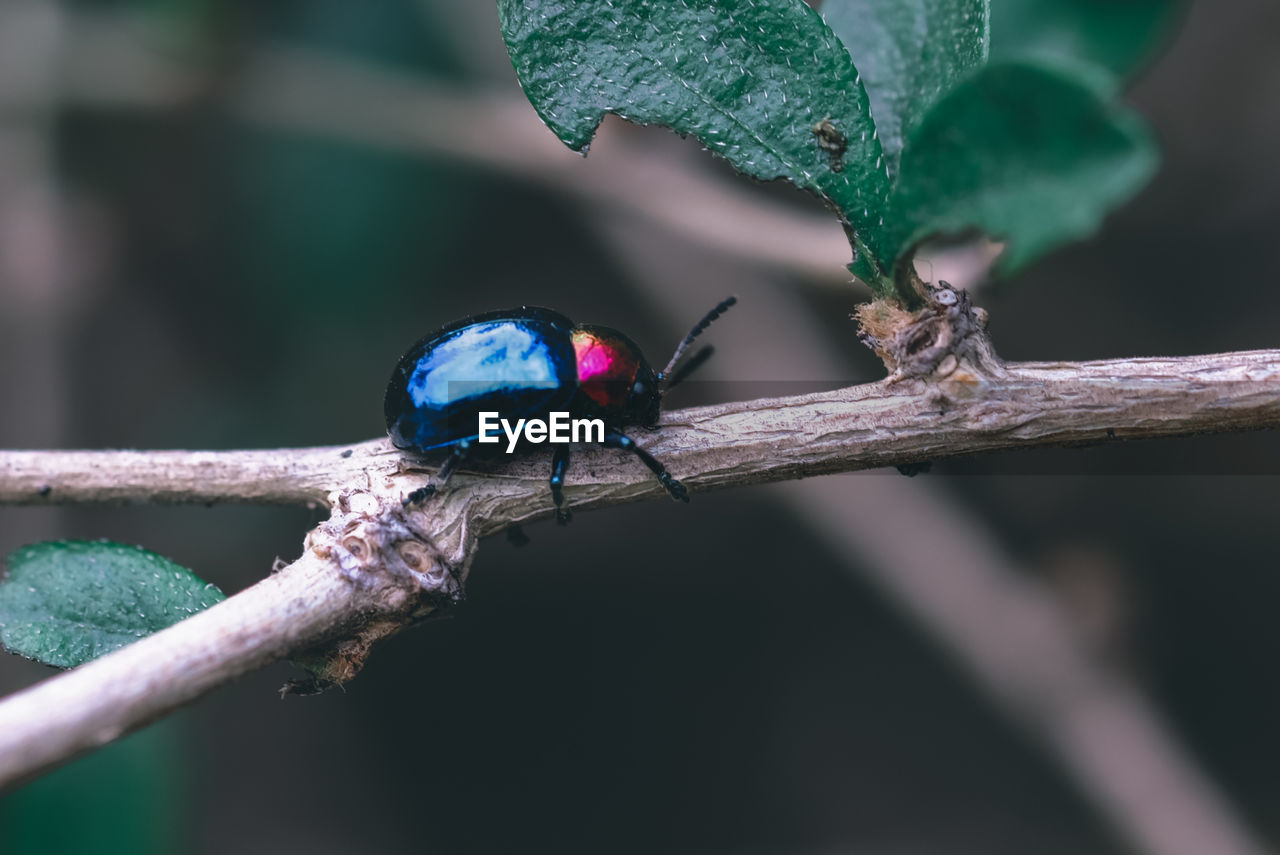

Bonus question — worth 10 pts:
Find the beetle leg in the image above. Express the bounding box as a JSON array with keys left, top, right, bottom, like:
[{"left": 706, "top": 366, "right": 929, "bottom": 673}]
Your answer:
[
  {"left": 603, "top": 430, "right": 689, "bottom": 502},
  {"left": 405, "top": 441, "right": 472, "bottom": 507},
  {"left": 435, "top": 440, "right": 472, "bottom": 487},
  {"left": 401, "top": 485, "right": 434, "bottom": 508},
  {"left": 549, "top": 444, "right": 573, "bottom": 525}
]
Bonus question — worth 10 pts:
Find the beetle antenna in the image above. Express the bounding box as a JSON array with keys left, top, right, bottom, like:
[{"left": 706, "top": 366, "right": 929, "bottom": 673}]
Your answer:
[
  {"left": 662, "top": 345, "right": 714, "bottom": 391},
  {"left": 659, "top": 296, "right": 737, "bottom": 389}
]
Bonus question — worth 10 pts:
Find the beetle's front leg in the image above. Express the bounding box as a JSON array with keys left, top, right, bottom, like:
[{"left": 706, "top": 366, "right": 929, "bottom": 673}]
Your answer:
[{"left": 402, "top": 440, "right": 472, "bottom": 508}]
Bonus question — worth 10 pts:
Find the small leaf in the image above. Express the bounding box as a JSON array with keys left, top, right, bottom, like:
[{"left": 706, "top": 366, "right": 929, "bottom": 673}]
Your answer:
[
  {"left": 991, "top": 0, "right": 1183, "bottom": 86},
  {"left": 887, "top": 59, "right": 1158, "bottom": 273},
  {"left": 820, "top": 0, "right": 989, "bottom": 178},
  {"left": 498, "top": 0, "right": 894, "bottom": 283},
  {"left": 0, "top": 541, "right": 225, "bottom": 669}
]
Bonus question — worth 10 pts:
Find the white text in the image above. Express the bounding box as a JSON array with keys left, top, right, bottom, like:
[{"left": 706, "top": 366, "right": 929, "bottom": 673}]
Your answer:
[{"left": 477, "top": 412, "right": 605, "bottom": 453}]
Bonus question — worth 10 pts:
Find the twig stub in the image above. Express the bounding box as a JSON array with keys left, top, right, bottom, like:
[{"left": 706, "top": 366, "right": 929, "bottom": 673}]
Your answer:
[
  {"left": 288, "top": 487, "right": 471, "bottom": 692},
  {"left": 857, "top": 281, "right": 1000, "bottom": 380}
]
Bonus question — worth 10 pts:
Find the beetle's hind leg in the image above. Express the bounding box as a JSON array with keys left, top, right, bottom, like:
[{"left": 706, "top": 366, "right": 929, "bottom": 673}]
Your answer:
[
  {"left": 603, "top": 430, "right": 689, "bottom": 502},
  {"left": 549, "top": 444, "right": 573, "bottom": 525},
  {"left": 402, "top": 440, "right": 472, "bottom": 507}
]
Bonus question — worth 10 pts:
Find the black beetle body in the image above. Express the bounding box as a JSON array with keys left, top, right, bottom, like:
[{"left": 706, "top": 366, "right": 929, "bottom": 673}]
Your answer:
[{"left": 384, "top": 298, "right": 736, "bottom": 522}]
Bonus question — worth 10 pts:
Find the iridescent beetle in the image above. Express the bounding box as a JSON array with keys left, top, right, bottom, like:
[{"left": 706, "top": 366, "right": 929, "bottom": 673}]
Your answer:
[{"left": 384, "top": 298, "right": 736, "bottom": 522}]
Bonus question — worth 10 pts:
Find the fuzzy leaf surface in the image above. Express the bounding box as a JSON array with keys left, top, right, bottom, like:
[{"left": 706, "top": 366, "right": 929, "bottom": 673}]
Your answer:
[
  {"left": 820, "top": 0, "right": 988, "bottom": 178},
  {"left": 0, "top": 541, "right": 225, "bottom": 669},
  {"left": 888, "top": 60, "right": 1158, "bottom": 272},
  {"left": 498, "top": 0, "right": 894, "bottom": 280},
  {"left": 991, "top": 0, "right": 1182, "bottom": 86}
]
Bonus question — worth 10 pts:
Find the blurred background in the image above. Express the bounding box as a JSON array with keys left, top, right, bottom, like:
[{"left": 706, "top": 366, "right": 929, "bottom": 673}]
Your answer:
[{"left": 1, "top": 0, "right": 1278, "bottom": 853}]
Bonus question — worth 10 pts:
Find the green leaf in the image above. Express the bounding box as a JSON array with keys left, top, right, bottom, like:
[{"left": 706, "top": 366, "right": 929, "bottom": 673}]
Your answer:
[
  {"left": 887, "top": 60, "right": 1158, "bottom": 273},
  {"left": 497, "top": 0, "right": 1164, "bottom": 294},
  {"left": 497, "top": 0, "right": 894, "bottom": 283},
  {"left": 991, "top": 0, "right": 1183, "bottom": 86},
  {"left": 820, "top": 0, "right": 988, "bottom": 178},
  {"left": 0, "top": 541, "right": 225, "bottom": 669}
]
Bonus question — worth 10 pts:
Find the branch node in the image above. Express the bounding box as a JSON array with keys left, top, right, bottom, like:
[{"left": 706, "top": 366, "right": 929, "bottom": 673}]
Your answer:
[
  {"left": 282, "top": 489, "right": 469, "bottom": 694},
  {"left": 308, "top": 488, "right": 461, "bottom": 602},
  {"left": 856, "top": 280, "right": 1003, "bottom": 384}
]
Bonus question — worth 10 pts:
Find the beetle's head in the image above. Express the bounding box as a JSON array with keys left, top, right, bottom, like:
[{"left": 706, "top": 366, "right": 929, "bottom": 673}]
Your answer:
[
  {"left": 573, "top": 297, "right": 736, "bottom": 429},
  {"left": 623, "top": 360, "right": 662, "bottom": 427}
]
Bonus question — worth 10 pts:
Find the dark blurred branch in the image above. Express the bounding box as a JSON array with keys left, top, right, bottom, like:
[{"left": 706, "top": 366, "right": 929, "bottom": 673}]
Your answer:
[
  {"left": 789, "top": 477, "right": 1272, "bottom": 855},
  {"left": 606, "top": 227, "right": 1272, "bottom": 855},
  {"left": 0, "top": 1, "right": 74, "bottom": 549},
  {"left": 55, "top": 14, "right": 854, "bottom": 283}
]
